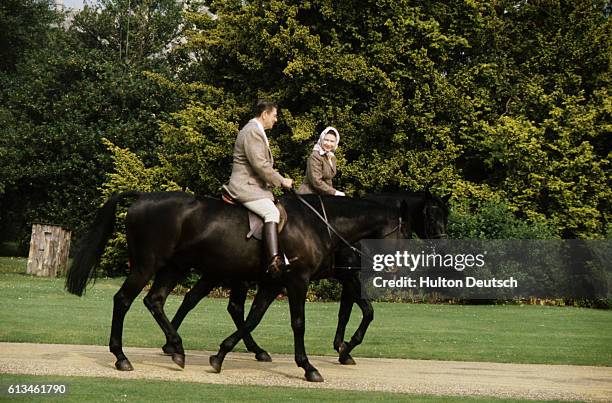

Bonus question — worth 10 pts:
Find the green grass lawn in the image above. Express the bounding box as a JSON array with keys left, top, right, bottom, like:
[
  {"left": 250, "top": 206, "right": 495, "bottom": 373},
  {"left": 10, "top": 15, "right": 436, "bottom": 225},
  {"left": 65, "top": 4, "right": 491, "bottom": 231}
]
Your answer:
[
  {"left": 1, "top": 257, "right": 611, "bottom": 366},
  {"left": 0, "top": 374, "right": 572, "bottom": 403}
]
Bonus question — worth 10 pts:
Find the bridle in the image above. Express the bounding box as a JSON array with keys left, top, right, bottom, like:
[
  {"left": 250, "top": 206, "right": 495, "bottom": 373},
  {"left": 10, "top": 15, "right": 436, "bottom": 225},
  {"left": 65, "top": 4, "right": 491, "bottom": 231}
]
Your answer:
[
  {"left": 422, "top": 204, "right": 448, "bottom": 239},
  {"left": 384, "top": 216, "right": 404, "bottom": 239}
]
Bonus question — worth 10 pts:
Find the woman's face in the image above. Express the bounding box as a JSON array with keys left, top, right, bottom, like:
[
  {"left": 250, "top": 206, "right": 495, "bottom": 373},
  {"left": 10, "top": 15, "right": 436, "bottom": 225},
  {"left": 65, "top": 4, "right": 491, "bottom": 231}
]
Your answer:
[{"left": 322, "top": 133, "right": 337, "bottom": 152}]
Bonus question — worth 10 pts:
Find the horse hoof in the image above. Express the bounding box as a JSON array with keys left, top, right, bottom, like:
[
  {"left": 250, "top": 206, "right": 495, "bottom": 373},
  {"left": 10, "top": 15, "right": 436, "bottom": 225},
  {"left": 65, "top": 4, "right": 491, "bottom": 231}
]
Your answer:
[
  {"left": 255, "top": 351, "right": 272, "bottom": 362},
  {"left": 115, "top": 359, "right": 134, "bottom": 371},
  {"left": 162, "top": 343, "right": 176, "bottom": 355},
  {"left": 209, "top": 355, "right": 223, "bottom": 373},
  {"left": 305, "top": 370, "right": 324, "bottom": 382},
  {"left": 339, "top": 355, "right": 356, "bottom": 365},
  {"left": 172, "top": 353, "right": 185, "bottom": 369}
]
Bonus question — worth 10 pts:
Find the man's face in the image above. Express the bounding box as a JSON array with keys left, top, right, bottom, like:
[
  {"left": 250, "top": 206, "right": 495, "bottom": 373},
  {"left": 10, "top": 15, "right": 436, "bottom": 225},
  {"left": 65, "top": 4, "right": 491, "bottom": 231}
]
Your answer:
[{"left": 261, "top": 107, "right": 278, "bottom": 130}]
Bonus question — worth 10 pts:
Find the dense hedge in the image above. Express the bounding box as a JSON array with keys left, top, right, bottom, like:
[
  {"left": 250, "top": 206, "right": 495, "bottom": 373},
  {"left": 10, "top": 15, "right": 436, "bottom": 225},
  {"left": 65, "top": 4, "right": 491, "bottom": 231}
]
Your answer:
[{"left": 1, "top": 2, "right": 610, "bottom": 304}]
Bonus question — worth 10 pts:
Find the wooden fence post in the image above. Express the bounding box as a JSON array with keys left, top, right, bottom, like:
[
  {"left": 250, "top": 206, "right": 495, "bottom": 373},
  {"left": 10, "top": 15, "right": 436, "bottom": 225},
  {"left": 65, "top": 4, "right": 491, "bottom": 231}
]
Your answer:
[{"left": 26, "top": 223, "right": 72, "bottom": 277}]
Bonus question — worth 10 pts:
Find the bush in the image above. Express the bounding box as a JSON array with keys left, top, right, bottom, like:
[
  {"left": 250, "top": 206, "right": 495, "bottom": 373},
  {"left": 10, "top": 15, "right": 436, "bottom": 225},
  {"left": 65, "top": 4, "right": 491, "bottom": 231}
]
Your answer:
[
  {"left": 0, "top": 242, "right": 21, "bottom": 257},
  {"left": 448, "top": 199, "right": 559, "bottom": 240},
  {"left": 307, "top": 279, "right": 342, "bottom": 302},
  {"left": 444, "top": 199, "right": 611, "bottom": 308},
  {"left": 96, "top": 140, "right": 183, "bottom": 277}
]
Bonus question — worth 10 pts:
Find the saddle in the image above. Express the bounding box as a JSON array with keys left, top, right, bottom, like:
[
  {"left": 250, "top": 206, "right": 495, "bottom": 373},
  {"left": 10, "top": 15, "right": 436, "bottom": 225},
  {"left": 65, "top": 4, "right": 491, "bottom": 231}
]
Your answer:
[{"left": 222, "top": 191, "right": 288, "bottom": 241}]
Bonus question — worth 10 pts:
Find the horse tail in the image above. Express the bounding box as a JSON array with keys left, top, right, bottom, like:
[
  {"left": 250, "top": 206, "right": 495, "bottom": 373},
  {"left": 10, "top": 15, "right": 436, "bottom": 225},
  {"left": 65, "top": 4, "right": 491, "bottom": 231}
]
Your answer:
[{"left": 66, "top": 191, "right": 141, "bottom": 296}]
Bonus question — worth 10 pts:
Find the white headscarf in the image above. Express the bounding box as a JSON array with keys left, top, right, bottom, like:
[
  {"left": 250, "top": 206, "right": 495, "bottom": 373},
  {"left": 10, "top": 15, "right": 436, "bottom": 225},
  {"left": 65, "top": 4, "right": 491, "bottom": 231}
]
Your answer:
[{"left": 313, "top": 126, "right": 340, "bottom": 156}]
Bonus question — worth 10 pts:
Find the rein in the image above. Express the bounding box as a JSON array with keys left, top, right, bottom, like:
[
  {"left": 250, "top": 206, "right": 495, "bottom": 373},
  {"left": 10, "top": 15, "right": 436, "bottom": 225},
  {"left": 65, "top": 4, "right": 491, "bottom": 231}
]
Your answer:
[
  {"left": 290, "top": 190, "right": 403, "bottom": 270},
  {"left": 291, "top": 190, "right": 364, "bottom": 259},
  {"left": 318, "top": 196, "right": 333, "bottom": 240}
]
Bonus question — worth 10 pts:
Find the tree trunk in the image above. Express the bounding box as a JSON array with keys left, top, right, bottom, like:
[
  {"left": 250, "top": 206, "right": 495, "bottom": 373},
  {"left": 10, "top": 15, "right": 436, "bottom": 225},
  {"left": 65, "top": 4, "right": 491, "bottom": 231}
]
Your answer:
[{"left": 26, "top": 223, "right": 71, "bottom": 277}]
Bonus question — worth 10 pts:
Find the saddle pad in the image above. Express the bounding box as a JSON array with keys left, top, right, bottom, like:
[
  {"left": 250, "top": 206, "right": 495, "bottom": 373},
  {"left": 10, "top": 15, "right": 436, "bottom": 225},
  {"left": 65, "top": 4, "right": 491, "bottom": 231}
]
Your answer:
[{"left": 220, "top": 192, "right": 287, "bottom": 240}]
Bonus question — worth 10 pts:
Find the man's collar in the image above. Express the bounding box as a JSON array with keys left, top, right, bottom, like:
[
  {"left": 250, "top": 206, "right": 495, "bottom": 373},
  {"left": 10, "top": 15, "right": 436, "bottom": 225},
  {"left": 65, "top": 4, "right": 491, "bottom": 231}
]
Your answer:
[
  {"left": 252, "top": 118, "right": 265, "bottom": 135},
  {"left": 250, "top": 118, "right": 269, "bottom": 147}
]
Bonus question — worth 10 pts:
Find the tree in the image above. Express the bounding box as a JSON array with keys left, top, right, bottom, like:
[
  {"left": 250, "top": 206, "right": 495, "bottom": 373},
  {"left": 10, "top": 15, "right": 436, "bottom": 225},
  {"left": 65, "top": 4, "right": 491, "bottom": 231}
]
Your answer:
[
  {"left": 0, "top": 0, "right": 59, "bottom": 73},
  {"left": 449, "top": 1, "right": 611, "bottom": 237},
  {"left": 0, "top": 0, "right": 187, "bottom": 248},
  {"left": 4, "top": 0, "right": 609, "bottom": 250},
  {"left": 72, "top": 0, "right": 186, "bottom": 67},
  {"left": 151, "top": 0, "right": 609, "bottom": 238}
]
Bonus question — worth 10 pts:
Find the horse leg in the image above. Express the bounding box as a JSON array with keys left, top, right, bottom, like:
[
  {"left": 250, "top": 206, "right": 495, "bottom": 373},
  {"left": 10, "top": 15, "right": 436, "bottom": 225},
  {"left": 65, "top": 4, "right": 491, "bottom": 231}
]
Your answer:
[
  {"left": 287, "top": 278, "right": 324, "bottom": 382},
  {"left": 338, "top": 277, "right": 374, "bottom": 365},
  {"left": 227, "top": 282, "right": 272, "bottom": 362},
  {"left": 109, "top": 272, "right": 152, "bottom": 371},
  {"left": 333, "top": 276, "right": 357, "bottom": 365},
  {"left": 162, "top": 275, "right": 217, "bottom": 355},
  {"left": 209, "top": 283, "right": 281, "bottom": 373},
  {"left": 142, "top": 268, "right": 185, "bottom": 368}
]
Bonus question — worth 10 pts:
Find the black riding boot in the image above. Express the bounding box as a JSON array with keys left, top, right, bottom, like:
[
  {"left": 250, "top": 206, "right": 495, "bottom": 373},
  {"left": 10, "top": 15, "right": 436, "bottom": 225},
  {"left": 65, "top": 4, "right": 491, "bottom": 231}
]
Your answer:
[{"left": 264, "top": 222, "right": 285, "bottom": 276}]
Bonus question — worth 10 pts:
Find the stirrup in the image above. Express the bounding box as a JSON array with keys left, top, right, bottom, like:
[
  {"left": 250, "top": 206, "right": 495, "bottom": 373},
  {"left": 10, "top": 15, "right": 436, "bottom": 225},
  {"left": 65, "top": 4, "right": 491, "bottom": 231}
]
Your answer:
[
  {"left": 266, "top": 254, "right": 297, "bottom": 277},
  {"left": 266, "top": 255, "right": 285, "bottom": 277}
]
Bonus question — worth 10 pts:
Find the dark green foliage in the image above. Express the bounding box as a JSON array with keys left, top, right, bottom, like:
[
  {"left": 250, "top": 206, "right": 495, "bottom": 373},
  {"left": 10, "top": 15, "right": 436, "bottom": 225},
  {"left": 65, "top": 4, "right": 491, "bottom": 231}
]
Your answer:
[
  {"left": 0, "top": 0, "right": 59, "bottom": 72},
  {"left": 1, "top": 0, "right": 610, "bottom": 274},
  {"left": 154, "top": 0, "right": 609, "bottom": 238},
  {"left": 0, "top": 0, "right": 187, "bottom": 249},
  {"left": 448, "top": 199, "right": 559, "bottom": 240},
  {"left": 307, "top": 279, "right": 342, "bottom": 301}
]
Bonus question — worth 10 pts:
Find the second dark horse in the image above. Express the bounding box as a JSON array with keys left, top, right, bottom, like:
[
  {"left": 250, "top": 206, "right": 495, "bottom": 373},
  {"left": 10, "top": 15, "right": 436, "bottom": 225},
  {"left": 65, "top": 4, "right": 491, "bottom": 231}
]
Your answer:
[{"left": 162, "top": 191, "right": 449, "bottom": 366}]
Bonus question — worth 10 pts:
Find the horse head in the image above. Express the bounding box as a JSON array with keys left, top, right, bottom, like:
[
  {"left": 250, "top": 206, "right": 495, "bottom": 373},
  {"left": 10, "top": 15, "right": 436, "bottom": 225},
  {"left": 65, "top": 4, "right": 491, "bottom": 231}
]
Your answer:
[
  {"left": 366, "top": 191, "right": 450, "bottom": 240},
  {"left": 421, "top": 192, "right": 450, "bottom": 239}
]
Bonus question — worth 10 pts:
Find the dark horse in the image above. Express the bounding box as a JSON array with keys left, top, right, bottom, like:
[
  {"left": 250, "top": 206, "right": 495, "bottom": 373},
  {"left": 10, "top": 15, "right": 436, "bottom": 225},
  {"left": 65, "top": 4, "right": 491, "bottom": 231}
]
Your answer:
[
  {"left": 331, "top": 191, "right": 449, "bottom": 363},
  {"left": 66, "top": 191, "right": 410, "bottom": 382},
  {"left": 161, "top": 191, "right": 449, "bottom": 365}
]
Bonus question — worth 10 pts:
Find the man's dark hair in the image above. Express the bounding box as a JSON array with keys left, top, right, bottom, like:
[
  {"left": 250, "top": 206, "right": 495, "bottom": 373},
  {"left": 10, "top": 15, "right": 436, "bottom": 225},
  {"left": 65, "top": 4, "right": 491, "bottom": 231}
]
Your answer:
[{"left": 255, "top": 101, "right": 277, "bottom": 117}]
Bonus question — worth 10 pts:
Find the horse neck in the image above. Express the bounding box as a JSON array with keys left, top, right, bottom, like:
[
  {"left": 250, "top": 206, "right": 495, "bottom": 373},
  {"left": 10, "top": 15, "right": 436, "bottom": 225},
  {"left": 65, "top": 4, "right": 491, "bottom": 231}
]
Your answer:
[
  {"left": 402, "top": 199, "right": 424, "bottom": 238},
  {"left": 323, "top": 199, "right": 396, "bottom": 243},
  {"left": 368, "top": 193, "right": 425, "bottom": 237}
]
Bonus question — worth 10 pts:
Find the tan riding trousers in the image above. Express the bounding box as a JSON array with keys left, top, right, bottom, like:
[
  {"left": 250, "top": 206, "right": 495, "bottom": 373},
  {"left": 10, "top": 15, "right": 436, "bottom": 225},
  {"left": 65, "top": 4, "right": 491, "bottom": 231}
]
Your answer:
[{"left": 243, "top": 198, "right": 280, "bottom": 223}]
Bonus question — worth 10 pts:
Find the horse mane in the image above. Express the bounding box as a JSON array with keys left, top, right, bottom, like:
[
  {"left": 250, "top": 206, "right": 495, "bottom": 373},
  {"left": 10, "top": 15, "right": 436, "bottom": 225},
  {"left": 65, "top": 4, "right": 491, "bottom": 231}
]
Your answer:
[
  {"left": 280, "top": 194, "right": 391, "bottom": 218},
  {"left": 368, "top": 191, "right": 449, "bottom": 213}
]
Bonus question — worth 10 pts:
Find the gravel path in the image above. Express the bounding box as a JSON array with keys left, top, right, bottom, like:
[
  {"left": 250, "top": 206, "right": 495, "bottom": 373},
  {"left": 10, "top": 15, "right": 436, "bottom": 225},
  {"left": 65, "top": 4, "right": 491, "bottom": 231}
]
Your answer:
[{"left": 1, "top": 342, "right": 611, "bottom": 401}]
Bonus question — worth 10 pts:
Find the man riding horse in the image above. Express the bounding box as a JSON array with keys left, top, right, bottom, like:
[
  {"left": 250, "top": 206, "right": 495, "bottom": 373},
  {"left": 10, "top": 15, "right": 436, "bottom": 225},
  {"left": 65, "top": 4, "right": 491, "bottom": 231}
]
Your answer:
[{"left": 222, "top": 101, "right": 293, "bottom": 276}]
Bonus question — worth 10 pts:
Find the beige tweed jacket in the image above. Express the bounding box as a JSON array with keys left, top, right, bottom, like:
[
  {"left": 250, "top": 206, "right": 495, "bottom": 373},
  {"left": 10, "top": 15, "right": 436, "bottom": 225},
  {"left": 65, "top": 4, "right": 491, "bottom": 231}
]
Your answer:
[
  {"left": 297, "top": 150, "right": 338, "bottom": 195},
  {"left": 223, "top": 119, "right": 284, "bottom": 202}
]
